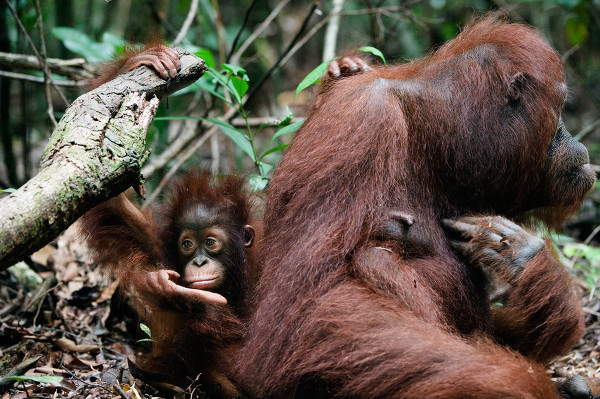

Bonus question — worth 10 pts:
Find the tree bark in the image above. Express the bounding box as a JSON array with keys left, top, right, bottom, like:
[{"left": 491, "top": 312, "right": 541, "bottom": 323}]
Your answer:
[
  {"left": 0, "top": 48, "right": 207, "bottom": 270},
  {"left": 0, "top": 51, "right": 92, "bottom": 81}
]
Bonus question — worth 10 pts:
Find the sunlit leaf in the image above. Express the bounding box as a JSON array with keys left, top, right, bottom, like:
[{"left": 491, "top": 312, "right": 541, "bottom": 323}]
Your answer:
[
  {"left": 194, "top": 48, "right": 216, "bottom": 69},
  {"left": 222, "top": 63, "right": 247, "bottom": 77},
  {"left": 230, "top": 76, "right": 249, "bottom": 98},
  {"left": 8, "top": 375, "right": 63, "bottom": 385},
  {"left": 271, "top": 120, "right": 304, "bottom": 143},
  {"left": 206, "top": 67, "right": 229, "bottom": 87},
  {"left": 139, "top": 323, "right": 152, "bottom": 337},
  {"left": 258, "top": 162, "right": 274, "bottom": 175},
  {"left": 295, "top": 60, "right": 329, "bottom": 97},
  {"left": 204, "top": 68, "right": 244, "bottom": 104},
  {"left": 51, "top": 27, "right": 115, "bottom": 62},
  {"left": 260, "top": 144, "right": 289, "bottom": 160},
  {"left": 100, "top": 32, "right": 127, "bottom": 48},
  {"left": 359, "top": 46, "right": 386, "bottom": 65},
  {"left": 248, "top": 174, "right": 269, "bottom": 192}
]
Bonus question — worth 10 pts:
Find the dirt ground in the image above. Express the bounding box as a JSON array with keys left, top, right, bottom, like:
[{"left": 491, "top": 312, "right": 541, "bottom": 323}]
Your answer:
[{"left": 0, "top": 225, "right": 599, "bottom": 399}]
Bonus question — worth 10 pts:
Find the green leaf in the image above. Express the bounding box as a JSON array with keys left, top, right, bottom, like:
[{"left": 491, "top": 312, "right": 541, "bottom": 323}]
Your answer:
[
  {"left": 562, "top": 243, "right": 580, "bottom": 258},
  {"left": 258, "top": 162, "right": 274, "bottom": 175},
  {"left": 295, "top": 60, "right": 329, "bottom": 97},
  {"left": 204, "top": 68, "right": 243, "bottom": 104},
  {"left": 137, "top": 338, "right": 153, "bottom": 343},
  {"left": 230, "top": 76, "right": 249, "bottom": 98},
  {"left": 194, "top": 48, "right": 216, "bottom": 69},
  {"left": 51, "top": 27, "right": 114, "bottom": 62},
  {"left": 257, "top": 108, "right": 295, "bottom": 133},
  {"left": 276, "top": 108, "right": 294, "bottom": 127},
  {"left": 248, "top": 174, "right": 269, "bottom": 192},
  {"left": 271, "top": 120, "right": 304, "bottom": 143},
  {"left": 359, "top": 46, "right": 386, "bottom": 65},
  {"left": 222, "top": 63, "right": 247, "bottom": 77},
  {"left": 100, "top": 32, "right": 127, "bottom": 48},
  {"left": 205, "top": 67, "right": 229, "bottom": 87},
  {"left": 139, "top": 323, "right": 152, "bottom": 337},
  {"left": 8, "top": 375, "right": 64, "bottom": 385},
  {"left": 207, "top": 118, "right": 255, "bottom": 160},
  {"left": 565, "top": 16, "right": 588, "bottom": 45},
  {"left": 7, "top": 262, "right": 42, "bottom": 290},
  {"left": 0, "top": 188, "right": 15, "bottom": 194},
  {"left": 195, "top": 77, "right": 233, "bottom": 105},
  {"left": 260, "top": 144, "right": 289, "bottom": 160}
]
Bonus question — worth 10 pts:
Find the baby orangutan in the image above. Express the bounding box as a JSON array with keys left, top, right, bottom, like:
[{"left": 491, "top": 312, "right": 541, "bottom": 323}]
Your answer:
[{"left": 81, "top": 170, "right": 259, "bottom": 398}]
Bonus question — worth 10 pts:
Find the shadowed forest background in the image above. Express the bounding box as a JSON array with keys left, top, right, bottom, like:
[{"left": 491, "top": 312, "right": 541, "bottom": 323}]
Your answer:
[{"left": 1, "top": 0, "right": 600, "bottom": 397}]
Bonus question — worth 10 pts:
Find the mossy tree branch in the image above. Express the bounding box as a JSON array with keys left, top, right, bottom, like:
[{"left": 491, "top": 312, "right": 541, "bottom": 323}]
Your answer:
[{"left": 0, "top": 48, "right": 206, "bottom": 270}]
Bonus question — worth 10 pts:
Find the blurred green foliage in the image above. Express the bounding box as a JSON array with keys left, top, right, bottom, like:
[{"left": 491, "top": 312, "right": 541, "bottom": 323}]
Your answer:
[
  {"left": 563, "top": 242, "right": 600, "bottom": 290},
  {"left": 1, "top": 0, "right": 599, "bottom": 291},
  {"left": 1, "top": 0, "right": 599, "bottom": 193}
]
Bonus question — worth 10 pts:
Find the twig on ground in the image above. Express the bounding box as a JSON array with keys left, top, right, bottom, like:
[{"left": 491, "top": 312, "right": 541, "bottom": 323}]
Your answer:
[{"left": 61, "top": 367, "right": 115, "bottom": 396}]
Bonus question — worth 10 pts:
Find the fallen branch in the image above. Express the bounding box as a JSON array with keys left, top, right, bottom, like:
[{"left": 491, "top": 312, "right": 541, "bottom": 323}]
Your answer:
[{"left": 0, "top": 48, "right": 206, "bottom": 270}]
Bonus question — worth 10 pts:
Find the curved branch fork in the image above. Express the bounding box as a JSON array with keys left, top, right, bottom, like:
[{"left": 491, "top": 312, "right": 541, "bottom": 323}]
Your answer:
[{"left": 0, "top": 48, "right": 206, "bottom": 270}]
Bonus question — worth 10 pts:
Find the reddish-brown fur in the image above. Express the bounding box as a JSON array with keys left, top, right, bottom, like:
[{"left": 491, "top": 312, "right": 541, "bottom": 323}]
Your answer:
[
  {"left": 81, "top": 44, "right": 252, "bottom": 395},
  {"left": 80, "top": 171, "right": 259, "bottom": 395},
  {"left": 86, "top": 43, "right": 179, "bottom": 89},
  {"left": 235, "top": 17, "right": 595, "bottom": 398}
]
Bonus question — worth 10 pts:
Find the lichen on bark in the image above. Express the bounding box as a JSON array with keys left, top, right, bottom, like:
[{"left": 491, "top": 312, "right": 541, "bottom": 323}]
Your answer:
[{"left": 0, "top": 48, "right": 206, "bottom": 270}]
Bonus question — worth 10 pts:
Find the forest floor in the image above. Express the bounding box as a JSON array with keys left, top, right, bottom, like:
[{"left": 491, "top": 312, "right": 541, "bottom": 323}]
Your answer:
[{"left": 0, "top": 224, "right": 599, "bottom": 399}]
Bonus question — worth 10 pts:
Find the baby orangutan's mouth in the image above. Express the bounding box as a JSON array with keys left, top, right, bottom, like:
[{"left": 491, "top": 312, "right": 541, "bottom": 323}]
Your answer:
[{"left": 187, "top": 277, "right": 219, "bottom": 290}]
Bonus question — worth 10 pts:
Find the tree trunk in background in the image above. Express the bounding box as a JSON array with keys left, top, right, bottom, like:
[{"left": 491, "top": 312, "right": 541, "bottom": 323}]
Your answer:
[
  {"left": 55, "top": 0, "right": 74, "bottom": 59},
  {"left": 0, "top": 7, "right": 17, "bottom": 185}
]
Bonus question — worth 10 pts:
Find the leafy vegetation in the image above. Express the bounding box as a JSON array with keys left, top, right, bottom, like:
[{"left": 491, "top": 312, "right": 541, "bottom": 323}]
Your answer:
[
  {"left": 564, "top": 242, "right": 600, "bottom": 292},
  {"left": 0, "top": 2, "right": 599, "bottom": 397},
  {"left": 1, "top": 1, "right": 599, "bottom": 191},
  {"left": 0, "top": 0, "right": 598, "bottom": 287},
  {"left": 137, "top": 323, "right": 153, "bottom": 343}
]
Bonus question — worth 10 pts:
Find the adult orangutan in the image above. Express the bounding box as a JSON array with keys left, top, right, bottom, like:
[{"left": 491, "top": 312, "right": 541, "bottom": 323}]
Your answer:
[{"left": 235, "top": 16, "right": 597, "bottom": 398}]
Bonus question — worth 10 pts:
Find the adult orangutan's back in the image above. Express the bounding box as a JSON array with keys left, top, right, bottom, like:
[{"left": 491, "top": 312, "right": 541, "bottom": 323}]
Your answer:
[{"left": 235, "top": 16, "right": 595, "bottom": 398}]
